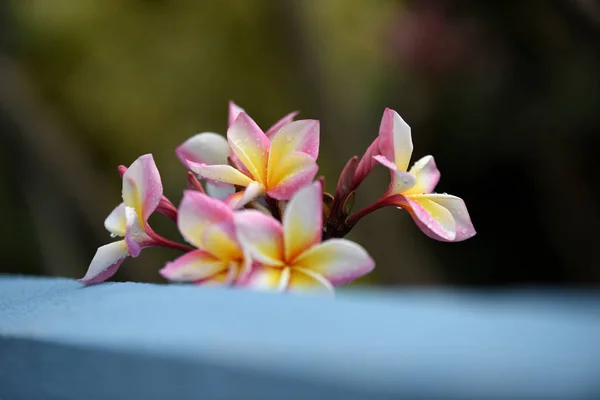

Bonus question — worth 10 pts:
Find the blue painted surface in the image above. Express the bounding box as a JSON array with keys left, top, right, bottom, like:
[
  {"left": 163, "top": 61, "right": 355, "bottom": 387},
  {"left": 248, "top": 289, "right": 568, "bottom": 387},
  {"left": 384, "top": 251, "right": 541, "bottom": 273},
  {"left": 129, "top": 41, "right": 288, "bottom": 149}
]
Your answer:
[{"left": 1, "top": 275, "right": 600, "bottom": 399}]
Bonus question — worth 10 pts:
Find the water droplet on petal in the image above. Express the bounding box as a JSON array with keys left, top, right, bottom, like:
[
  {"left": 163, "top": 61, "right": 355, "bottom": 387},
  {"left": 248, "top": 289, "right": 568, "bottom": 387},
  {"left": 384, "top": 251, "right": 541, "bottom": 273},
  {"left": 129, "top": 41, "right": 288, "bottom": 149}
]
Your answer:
[{"left": 110, "top": 233, "right": 118, "bottom": 238}]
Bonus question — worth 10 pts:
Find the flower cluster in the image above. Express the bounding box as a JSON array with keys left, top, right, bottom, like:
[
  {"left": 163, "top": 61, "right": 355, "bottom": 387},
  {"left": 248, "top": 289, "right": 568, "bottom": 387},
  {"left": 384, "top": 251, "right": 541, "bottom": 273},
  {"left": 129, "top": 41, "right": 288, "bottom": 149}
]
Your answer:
[{"left": 80, "top": 102, "right": 475, "bottom": 293}]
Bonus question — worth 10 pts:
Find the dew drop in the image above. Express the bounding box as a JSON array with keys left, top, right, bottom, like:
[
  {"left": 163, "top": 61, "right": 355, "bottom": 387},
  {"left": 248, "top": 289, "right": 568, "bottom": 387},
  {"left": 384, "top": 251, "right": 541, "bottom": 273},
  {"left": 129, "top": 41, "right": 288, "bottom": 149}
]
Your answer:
[{"left": 110, "top": 233, "right": 118, "bottom": 238}]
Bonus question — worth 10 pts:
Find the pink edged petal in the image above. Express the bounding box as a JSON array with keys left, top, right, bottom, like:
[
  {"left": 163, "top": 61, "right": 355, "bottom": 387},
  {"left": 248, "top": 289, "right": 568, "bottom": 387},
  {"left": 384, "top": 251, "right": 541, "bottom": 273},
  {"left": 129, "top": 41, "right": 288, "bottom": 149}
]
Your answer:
[
  {"left": 385, "top": 193, "right": 457, "bottom": 241},
  {"left": 292, "top": 239, "right": 374, "bottom": 286},
  {"left": 236, "top": 265, "right": 287, "bottom": 292},
  {"left": 227, "top": 112, "right": 270, "bottom": 183},
  {"left": 194, "top": 262, "right": 239, "bottom": 287},
  {"left": 268, "top": 119, "right": 320, "bottom": 177},
  {"left": 79, "top": 240, "right": 129, "bottom": 285},
  {"left": 177, "top": 190, "right": 235, "bottom": 248},
  {"left": 228, "top": 101, "right": 246, "bottom": 128},
  {"left": 377, "top": 108, "right": 413, "bottom": 171},
  {"left": 124, "top": 206, "right": 152, "bottom": 257},
  {"left": 160, "top": 249, "right": 228, "bottom": 282},
  {"left": 266, "top": 152, "right": 318, "bottom": 200},
  {"left": 374, "top": 155, "right": 417, "bottom": 194},
  {"left": 233, "top": 210, "right": 285, "bottom": 266},
  {"left": 122, "top": 154, "right": 163, "bottom": 223},
  {"left": 405, "top": 155, "right": 440, "bottom": 195},
  {"left": 414, "top": 193, "right": 476, "bottom": 241},
  {"left": 287, "top": 268, "right": 334, "bottom": 295},
  {"left": 265, "top": 111, "right": 299, "bottom": 139},
  {"left": 175, "top": 132, "right": 230, "bottom": 168},
  {"left": 282, "top": 181, "right": 322, "bottom": 262},
  {"left": 200, "top": 220, "right": 242, "bottom": 262},
  {"left": 224, "top": 181, "right": 264, "bottom": 209},
  {"left": 187, "top": 161, "right": 254, "bottom": 187},
  {"left": 104, "top": 203, "right": 127, "bottom": 237},
  {"left": 205, "top": 181, "right": 236, "bottom": 200}
]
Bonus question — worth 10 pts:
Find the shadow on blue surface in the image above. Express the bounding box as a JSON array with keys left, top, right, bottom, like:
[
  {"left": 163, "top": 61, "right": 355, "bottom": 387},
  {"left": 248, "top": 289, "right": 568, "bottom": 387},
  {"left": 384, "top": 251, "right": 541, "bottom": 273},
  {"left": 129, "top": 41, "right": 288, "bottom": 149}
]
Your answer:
[{"left": 1, "top": 275, "right": 600, "bottom": 399}]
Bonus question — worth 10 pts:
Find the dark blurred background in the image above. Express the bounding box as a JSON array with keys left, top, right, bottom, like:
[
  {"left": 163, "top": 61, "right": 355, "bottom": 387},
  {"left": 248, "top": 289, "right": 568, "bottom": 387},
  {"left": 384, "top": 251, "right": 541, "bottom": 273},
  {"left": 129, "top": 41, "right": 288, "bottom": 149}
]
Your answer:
[{"left": 1, "top": 0, "right": 599, "bottom": 287}]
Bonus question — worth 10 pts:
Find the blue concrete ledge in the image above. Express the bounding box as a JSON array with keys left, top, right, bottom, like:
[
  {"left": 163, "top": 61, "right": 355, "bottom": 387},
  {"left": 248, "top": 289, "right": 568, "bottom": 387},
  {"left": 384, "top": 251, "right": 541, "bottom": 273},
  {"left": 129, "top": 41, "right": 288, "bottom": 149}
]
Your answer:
[{"left": 1, "top": 275, "right": 600, "bottom": 400}]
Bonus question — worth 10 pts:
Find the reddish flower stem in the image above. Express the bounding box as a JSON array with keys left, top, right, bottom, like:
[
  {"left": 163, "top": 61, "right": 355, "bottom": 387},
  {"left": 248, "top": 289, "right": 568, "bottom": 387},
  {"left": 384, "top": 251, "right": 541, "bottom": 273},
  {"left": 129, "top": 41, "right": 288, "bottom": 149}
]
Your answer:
[
  {"left": 346, "top": 196, "right": 390, "bottom": 228},
  {"left": 146, "top": 227, "right": 194, "bottom": 253}
]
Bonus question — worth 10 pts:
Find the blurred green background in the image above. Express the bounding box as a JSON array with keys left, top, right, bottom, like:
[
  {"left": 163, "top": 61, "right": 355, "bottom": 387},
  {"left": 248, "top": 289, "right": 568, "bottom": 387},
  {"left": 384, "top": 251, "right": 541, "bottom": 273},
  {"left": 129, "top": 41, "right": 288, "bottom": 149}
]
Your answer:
[{"left": 2, "top": 0, "right": 599, "bottom": 286}]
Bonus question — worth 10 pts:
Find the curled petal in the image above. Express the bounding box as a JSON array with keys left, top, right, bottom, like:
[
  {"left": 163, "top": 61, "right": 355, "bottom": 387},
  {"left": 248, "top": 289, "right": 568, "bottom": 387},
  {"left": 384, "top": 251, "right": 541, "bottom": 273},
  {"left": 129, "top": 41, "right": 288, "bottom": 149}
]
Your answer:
[
  {"left": 292, "top": 239, "right": 374, "bottom": 286},
  {"left": 160, "top": 249, "right": 228, "bottom": 282},
  {"left": 224, "top": 181, "right": 264, "bottom": 209},
  {"left": 405, "top": 155, "right": 440, "bottom": 195},
  {"left": 104, "top": 203, "right": 127, "bottom": 237},
  {"left": 175, "top": 132, "right": 230, "bottom": 168},
  {"left": 265, "top": 111, "right": 299, "bottom": 139},
  {"left": 373, "top": 155, "right": 417, "bottom": 194},
  {"left": 237, "top": 265, "right": 287, "bottom": 292},
  {"left": 234, "top": 210, "right": 284, "bottom": 267},
  {"left": 178, "top": 190, "right": 235, "bottom": 248},
  {"left": 288, "top": 268, "right": 334, "bottom": 294},
  {"left": 228, "top": 101, "right": 246, "bottom": 128},
  {"left": 384, "top": 193, "right": 457, "bottom": 241},
  {"left": 283, "top": 181, "right": 322, "bottom": 262},
  {"left": 228, "top": 113, "right": 270, "bottom": 183},
  {"left": 266, "top": 152, "right": 318, "bottom": 200},
  {"left": 187, "top": 161, "right": 254, "bottom": 187},
  {"left": 268, "top": 119, "right": 319, "bottom": 175},
  {"left": 413, "top": 194, "right": 476, "bottom": 241},
  {"left": 79, "top": 240, "right": 129, "bottom": 285},
  {"left": 122, "top": 154, "right": 163, "bottom": 223},
  {"left": 377, "top": 108, "right": 413, "bottom": 171},
  {"left": 124, "top": 206, "right": 152, "bottom": 257},
  {"left": 205, "top": 181, "right": 235, "bottom": 200}
]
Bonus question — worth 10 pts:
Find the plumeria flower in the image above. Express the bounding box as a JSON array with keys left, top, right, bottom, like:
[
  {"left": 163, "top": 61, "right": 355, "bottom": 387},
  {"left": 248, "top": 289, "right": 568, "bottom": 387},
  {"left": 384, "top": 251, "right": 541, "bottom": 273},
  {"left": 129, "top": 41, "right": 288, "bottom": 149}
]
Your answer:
[
  {"left": 159, "top": 190, "right": 250, "bottom": 285},
  {"left": 175, "top": 102, "right": 297, "bottom": 200},
  {"left": 79, "top": 154, "right": 164, "bottom": 285},
  {"left": 187, "top": 111, "right": 320, "bottom": 208},
  {"left": 234, "top": 181, "right": 374, "bottom": 294},
  {"left": 367, "top": 108, "right": 476, "bottom": 242}
]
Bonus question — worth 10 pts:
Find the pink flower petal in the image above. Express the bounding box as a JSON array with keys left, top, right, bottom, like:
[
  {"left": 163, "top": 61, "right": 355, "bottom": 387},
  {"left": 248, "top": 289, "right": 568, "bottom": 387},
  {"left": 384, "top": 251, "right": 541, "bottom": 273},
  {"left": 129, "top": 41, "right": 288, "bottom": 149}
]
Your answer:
[
  {"left": 224, "top": 181, "right": 264, "bottom": 209},
  {"left": 416, "top": 193, "right": 476, "bottom": 241},
  {"left": 227, "top": 112, "right": 270, "bottom": 183},
  {"left": 282, "top": 181, "right": 322, "bottom": 262},
  {"left": 124, "top": 206, "right": 152, "bottom": 257},
  {"left": 405, "top": 155, "right": 440, "bottom": 195},
  {"left": 384, "top": 193, "right": 457, "bottom": 241},
  {"left": 160, "top": 249, "right": 228, "bottom": 282},
  {"left": 178, "top": 190, "right": 235, "bottom": 249},
  {"left": 292, "top": 239, "right": 374, "bottom": 286},
  {"left": 377, "top": 108, "right": 413, "bottom": 171},
  {"left": 265, "top": 111, "right": 299, "bottom": 139},
  {"left": 266, "top": 152, "right": 318, "bottom": 200},
  {"left": 194, "top": 262, "right": 240, "bottom": 286},
  {"left": 200, "top": 220, "right": 242, "bottom": 262},
  {"left": 268, "top": 120, "right": 320, "bottom": 174},
  {"left": 104, "top": 203, "right": 127, "bottom": 237},
  {"left": 228, "top": 101, "right": 246, "bottom": 128},
  {"left": 287, "top": 268, "right": 334, "bottom": 294},
  {"left": 237, "top": 265, "right": 287, "bottom": 292},
  {"left": 234, "top": 210, "right": 285, "bottom": 267},
  {"left": 122, "top": 154, "right": 163, "bottom": 223},
  {"left": 373, "top": 155, "right": 417, "bottom": 194},
  {"left": 79, "top": 240, "right": 129, "bottom": 285},
  {"left": 175, "top": 132, "right": 230, "bottom": 167},
  {"left": 187, "top": 161, "right": 254, "bottom": 187}
]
